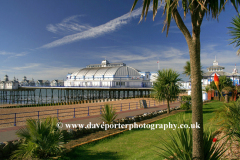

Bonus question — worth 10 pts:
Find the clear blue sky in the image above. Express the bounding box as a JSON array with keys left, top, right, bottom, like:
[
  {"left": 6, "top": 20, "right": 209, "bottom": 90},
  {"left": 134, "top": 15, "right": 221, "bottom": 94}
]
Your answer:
[{"left": 0, "top": 0, "right": 239, "bottom": 81}]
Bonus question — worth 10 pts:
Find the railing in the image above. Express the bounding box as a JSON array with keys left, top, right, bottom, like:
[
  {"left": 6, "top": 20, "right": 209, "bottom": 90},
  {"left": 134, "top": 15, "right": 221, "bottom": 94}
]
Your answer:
[{"left": 0, "top": 98, "right": 180, "bottom": 127}]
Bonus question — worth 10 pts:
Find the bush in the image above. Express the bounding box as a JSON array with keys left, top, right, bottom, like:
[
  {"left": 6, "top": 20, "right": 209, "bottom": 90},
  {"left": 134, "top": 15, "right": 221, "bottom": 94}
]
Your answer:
[
  {"left": 100, "top": 104, "right": 117, "bottom": 125},
  {"left": 158, "top": 115, "right": 226, "bottom": 159},
  {"left": 180, "top": 101, "right": 191, "bottom": 110},
  {"left": 11, "top": 117, "right": 64, "bottom": 159},
  {"left": 181, "top": 95, "right": 191, "bottom": 101},
  {"left": 180, "top": 96, "right": 191, "bottom": 110},
  {"left": 212, "top": 99, "right": 240, "bottom": 142}
]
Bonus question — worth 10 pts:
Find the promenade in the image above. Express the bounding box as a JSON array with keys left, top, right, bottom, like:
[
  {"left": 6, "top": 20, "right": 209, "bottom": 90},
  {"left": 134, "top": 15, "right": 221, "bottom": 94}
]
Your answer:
[{"left": 0, "top": 101, "right": 180, "bottom": 142}]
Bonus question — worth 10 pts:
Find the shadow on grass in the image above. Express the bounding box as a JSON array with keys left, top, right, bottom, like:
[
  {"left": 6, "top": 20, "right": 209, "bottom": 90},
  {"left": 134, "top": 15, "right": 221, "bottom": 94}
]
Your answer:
[
  {"left": 60, "top": 148, "right": 122, "bottom": 160},
  {"left": 185, "top": 110, "right": 215, "bottom": 115},
  {"left": 60, "top": 129, "right": 146, "bottom": 160}
]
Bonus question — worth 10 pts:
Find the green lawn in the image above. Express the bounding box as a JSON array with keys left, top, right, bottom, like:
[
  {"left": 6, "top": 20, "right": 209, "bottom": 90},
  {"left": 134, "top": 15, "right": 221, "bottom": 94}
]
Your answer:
[{"left": 59, "top": 101, "right": 224, "bottom": 160}]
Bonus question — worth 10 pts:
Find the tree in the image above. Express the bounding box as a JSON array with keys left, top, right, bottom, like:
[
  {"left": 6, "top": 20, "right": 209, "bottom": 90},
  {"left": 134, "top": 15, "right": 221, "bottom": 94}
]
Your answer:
[
  {"left": 152, "top": 69, "right": 181, "bottom": 114},
  {"left": 183, "top": 61, "right": 204, "bottom": 79},
  {"left": 228, "top": 14, "right": 240, "bottom": 55},
  {"left": 130, "top": 0, "right": 240, "bottom": 159},
  {"left": 183, "top": 61, "right": 191, "bottom": 78}
]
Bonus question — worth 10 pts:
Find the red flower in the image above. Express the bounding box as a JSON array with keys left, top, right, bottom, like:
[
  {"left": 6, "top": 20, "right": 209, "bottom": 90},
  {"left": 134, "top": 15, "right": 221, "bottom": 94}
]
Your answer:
[
  {"left": 213, "top": 138, "right": 217, "bottom": 142},
  {"left": 214, "top": 73, "right": 219, "bottom": 90}
]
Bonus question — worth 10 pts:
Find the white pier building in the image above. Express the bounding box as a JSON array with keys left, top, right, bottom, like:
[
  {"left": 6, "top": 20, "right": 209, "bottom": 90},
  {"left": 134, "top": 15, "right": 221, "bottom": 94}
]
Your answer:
[{"left": 64, "top": 60, "right": 151, "bottom": 88}]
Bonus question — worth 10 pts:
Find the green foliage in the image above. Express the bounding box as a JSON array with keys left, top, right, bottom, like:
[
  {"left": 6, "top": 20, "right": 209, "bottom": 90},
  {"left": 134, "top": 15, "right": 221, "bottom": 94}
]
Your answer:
[
  {"left": 131, "top": 0, "right": 240, "bottom": 36},
  {"left": 180, "top": 102, "right": 191, "bottom": 110},
  {"left": 183, "top": 61, "right": 191, "bottom": 78},
  {"left": 11, "top": 117, "right": 64, "bottom": 159},
  {"left": 204, "top": 85, "right": 211, "bottom": 93},
  {"left": 183, "top": 61, "right": 204, "bottom": 79},
  {"left": 157, "top": 116, "right": 226, "bottom": 160},
  {"left": 222, "top": 86, "right": 233, "bottom": 94},
  {"left": 212, "top": 99, "right": 240, "bottom": 143},
  {"left": 181, "top": 95, "right": 191, "bottom": 101},
  {"left": 228, "top": 14, "right": 240, "bottom": 55},
  {"left": 180, "top": 96, "right": 191, "bottom": 110},
  {"left": 152, "top": 69, "right": 181, "bottom": 113},
  {"left": 210, "top": 76, "right": 233, "bottom": 92},
  {"left": 100, "top": 104, "right": 117, "bottom": 125}
]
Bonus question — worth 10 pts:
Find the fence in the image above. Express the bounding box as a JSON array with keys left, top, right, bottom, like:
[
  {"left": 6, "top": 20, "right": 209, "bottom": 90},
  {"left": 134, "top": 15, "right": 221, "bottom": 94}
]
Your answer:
[{"left": 0, "top": 98, "right": 180, "bottom": 128}]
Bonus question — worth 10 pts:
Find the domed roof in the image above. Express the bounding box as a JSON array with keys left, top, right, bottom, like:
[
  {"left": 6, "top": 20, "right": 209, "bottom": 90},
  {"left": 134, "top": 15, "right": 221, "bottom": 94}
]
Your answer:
[{"left": 71, "top": 66, "right": 140, "bottom": 78}]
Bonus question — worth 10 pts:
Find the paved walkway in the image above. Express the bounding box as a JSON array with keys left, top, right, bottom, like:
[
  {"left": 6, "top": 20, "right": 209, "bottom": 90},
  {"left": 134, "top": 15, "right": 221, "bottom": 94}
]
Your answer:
[{"left": 0, "top": 102, "right": 180, "bottom": 142}]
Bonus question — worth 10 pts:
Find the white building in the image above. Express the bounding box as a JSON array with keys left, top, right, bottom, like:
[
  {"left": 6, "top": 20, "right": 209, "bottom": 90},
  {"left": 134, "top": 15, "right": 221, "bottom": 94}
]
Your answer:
[
  {"left": 19, "top": 76, "right": 35, "bottom": 86},
  {"left": 0, "top": 75, "right": 19, "bottom": 89},
  {"left": 178, "top": 81, "right": 191, "bottom": 89},
  {"left": 202, "top": 57, "right": 240, "bottom": 86},
  {"left": 51, "top": 80, "right": 64, "bottom": 87},
  {"left": 139, "top": 71, "right": 158, "bottom": 86},
  {"left": 36, "top": 80, "right": 51, "bottom": 87},
  {"left": 64, "top": 60, "right": 151, "bottom": 88}
]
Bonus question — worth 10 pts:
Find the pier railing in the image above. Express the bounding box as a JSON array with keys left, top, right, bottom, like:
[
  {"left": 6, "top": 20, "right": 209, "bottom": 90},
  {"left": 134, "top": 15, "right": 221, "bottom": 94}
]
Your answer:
[{"left": 0, "top": 99, "right": 180, "bottom": 128}]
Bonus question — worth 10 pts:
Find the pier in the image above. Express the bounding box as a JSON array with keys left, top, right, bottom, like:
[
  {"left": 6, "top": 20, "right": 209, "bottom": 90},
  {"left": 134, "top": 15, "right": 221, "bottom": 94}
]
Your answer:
[{"left": 0, "top": 87, "right": 152, "bottom": 105}]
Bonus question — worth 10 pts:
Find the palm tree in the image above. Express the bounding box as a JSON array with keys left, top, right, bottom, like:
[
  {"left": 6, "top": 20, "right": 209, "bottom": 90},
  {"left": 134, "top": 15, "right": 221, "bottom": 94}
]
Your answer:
[
  {"left": 183, "top": 61, "right": 191, "bottom": 78},
  {"left": 183, "top": 61, "right": 204, "bottom": 79},
  {"left": 11, "top": 117, "right": 64, "bottom": 159},
  {"left": 100, "top": 104, "right": 117, "bottom": 124},
  {"left": 152, "top": 69, "right": 181, "bottom": 114},
  {"left": 229, "top": 14, "right": 240, "bottom": 55},
  {"left": 130, "top": 1, "right": 240, "bottom": 159}
]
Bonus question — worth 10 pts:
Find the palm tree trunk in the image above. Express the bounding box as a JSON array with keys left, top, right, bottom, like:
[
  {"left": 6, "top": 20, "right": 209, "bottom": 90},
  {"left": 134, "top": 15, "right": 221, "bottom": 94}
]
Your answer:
[
  {"left": 172, "top": 5, "right": 204, "bottom": 159},
  {"left": 189, "top": 31, "right": 204, "bottom": 160}
]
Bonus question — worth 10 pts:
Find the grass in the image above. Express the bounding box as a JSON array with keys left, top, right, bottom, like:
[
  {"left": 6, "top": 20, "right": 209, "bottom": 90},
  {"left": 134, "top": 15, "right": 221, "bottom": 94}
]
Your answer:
[{"left": 59, "top": 101, "right": 224, "bottom": 160}]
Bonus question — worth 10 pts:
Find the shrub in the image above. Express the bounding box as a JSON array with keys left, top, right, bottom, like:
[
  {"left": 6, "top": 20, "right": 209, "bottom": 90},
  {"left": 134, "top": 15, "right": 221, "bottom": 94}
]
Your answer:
[
  {"left": 212, "top": 99, "right": 240, "bottom": 143},
  {"left": 100, "top": 104, "right": 117, "bottom": 125},
  {"left": 180, "top": 96, "right": 191, "bottom": 110},
  {"left": 157, "top": 115, "right": 226, "bottom": 159},
  {"left": 180, "top": 101, "right": 191, "bottom": 110},
  {"left": 11, "top": 117, "right": 64, "bottom": 159},
  {"left": 181, "top": 95, "right": 191, "bottom": 101}
]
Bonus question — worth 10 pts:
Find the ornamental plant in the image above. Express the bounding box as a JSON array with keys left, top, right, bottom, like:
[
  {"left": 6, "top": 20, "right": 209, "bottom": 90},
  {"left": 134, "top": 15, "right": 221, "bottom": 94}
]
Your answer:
[
  {"left": 180, "top": 95, "right": 192, "bottom": 110},
  {"left": 100, "top": 104, "right": 117, "bottom": 125},
  {"left": 11, "top": 117, "right": 64, "bottom": 159},
  {"left": 157, "top": 115, "right": 226, "bottom": 160},
  {"left": 212, "top": 99, "right": 240, "bottom": 143}
]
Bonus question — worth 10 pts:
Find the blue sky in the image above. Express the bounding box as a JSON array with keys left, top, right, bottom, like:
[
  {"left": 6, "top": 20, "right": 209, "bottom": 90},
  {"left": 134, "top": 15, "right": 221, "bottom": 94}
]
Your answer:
[{"left": 0, "top": 0, "right": 240, "bottom": 81}]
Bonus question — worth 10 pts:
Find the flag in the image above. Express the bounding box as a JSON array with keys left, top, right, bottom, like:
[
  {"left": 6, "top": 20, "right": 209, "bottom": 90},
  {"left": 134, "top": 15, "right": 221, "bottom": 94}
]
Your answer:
[
  {"left": 214, "top": 73, "right": 219, "bottom": 90},
  {"left": 157, "top": 61, "right": 159, "bottom": 63}
]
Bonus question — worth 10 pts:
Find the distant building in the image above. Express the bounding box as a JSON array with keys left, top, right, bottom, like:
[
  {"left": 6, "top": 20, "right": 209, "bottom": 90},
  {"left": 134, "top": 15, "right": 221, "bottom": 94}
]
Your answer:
[
  {"left": 51, "top": 80, "right": 64, "bottom": 87},
  {"left": 202, "top": 57, "right": 240, "bottom": 86},
  {"left": 19, "top": 76, "right": 29, "bottom": 86},
  {"left": 19, "top": 76, "right": 35, "bottom": 86},
  {"left": 64, "top": 60, "right": 151, "bottom": 88},
  {"left": 139, "top": 71, "right": 157, "bottom": 86},
  {"left": 0, "top": 75, "right": 19, "bottom": 89},
  {"left": 36, "top": 80, "right": 50, "bottom": 87},
  {"left": 29, "top": 78, "right": 36, "bottom": 86},
  {"left": 178, "top": 81, "right": 191, "bottom": 89}
]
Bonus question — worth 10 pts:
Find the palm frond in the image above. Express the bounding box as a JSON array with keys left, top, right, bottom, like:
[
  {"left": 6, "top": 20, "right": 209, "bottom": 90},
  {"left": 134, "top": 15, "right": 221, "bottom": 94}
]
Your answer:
[
  {"left": 157, "top": 115, "right": 226, "bottom": 159},
  {"left": 11, "top": 117, "right": 64, "bottom": 159},
  {"left": 100, "top": 104, "right": 117, "bottom": 124}
]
